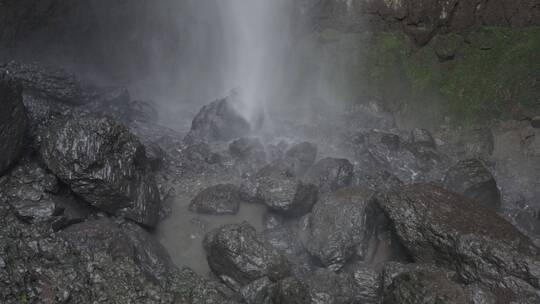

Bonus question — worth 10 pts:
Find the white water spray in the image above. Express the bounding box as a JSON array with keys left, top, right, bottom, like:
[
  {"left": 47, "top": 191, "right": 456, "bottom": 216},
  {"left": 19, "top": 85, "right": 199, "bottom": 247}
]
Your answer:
[{"left": 214, "top": 0, "right": 293, "bottom": 125}]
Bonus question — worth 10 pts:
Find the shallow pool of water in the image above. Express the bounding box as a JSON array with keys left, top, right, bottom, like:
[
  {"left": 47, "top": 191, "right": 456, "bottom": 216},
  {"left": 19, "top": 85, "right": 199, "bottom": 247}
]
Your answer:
[{"left": 157, "top": 194, "right": 267, "bottom": 276}]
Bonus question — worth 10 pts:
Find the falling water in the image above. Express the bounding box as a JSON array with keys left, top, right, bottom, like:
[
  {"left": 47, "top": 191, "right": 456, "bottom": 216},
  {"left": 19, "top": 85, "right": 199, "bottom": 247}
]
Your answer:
[
  {"left": 215, "top": 0, "right": 294, "bottom": 123},
  {"left": 158, "top": 0, "right": 297, "bottom": 275}
]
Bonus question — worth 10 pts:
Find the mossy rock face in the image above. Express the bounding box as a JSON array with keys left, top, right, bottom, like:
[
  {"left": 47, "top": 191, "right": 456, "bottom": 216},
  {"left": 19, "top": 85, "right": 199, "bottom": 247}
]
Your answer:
[
  {"left": 294, "top": 25, "right": 539, "bottom": 128},
  {"left": 371, "top": 26, "right": 540, "bottom": 127},
  {"left": 432, "top": 33, "right": 464, "bottom": 61}
]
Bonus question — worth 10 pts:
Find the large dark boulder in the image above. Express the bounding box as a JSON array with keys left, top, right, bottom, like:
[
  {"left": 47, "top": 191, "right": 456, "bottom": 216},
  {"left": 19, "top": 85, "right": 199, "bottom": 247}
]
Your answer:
[
  {"left": 186, "top": 98, "right": 250, "bottom": 142},
  {"left": 304, "top": 268, "right": 380, "bottom": 304},
  {"left": 306, "top": 187, "right": 372, "bottom": 270},
  {"left": 189, "top": 184, "right": 249, "bottom": 215},
  {"left": 272, "top": 276, "right": 311, "bottom": 304},
  {"left": 443, "top": 158, "right": 501, "bottom": 209},
  {"left": 0, "top": 74, "right": 26, "bottom": 175},
  {"left": 204, "top": 222, "right": 291, "bottom": 287},
  {"left": 304, "top": 157, "right": 354, "bottom": 194},
  {"left": 0, "top": 61, "right": 85, "bottom": 104},
  {"left": 382, "top": 265, "right": 475, "bottom": 304},
  {"left": 175, "top": 267, "right": 240, "bottom": 304},
  {"left": 0, "top": 160, "right": 93, "bottom": 230},
  {"left": 0, "top": 207, "right": 198, "bottom": 303},
  {"left": 373, "top": 184, "right": 540, "bottom": 297},
  {"left": 240, "top": 276, "right": 311, "bottom": 304},
  {"left": 256, "top": 164, "right": 319, "bottom": 218},
  {"left": 379, "top": 262, "right": 507, "bottom": 303},
  {"left": 40, "top": 116, "right": 160, "bottom": 227},
  {"left": 357, "top": 130, "right": 446, "bottom": 183}
]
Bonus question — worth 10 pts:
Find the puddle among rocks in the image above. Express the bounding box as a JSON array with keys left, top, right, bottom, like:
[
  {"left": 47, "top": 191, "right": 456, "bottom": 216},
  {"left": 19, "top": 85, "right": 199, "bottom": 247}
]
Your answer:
[{"left": 158, "top": 195, "right": 266, "bottom": 275}]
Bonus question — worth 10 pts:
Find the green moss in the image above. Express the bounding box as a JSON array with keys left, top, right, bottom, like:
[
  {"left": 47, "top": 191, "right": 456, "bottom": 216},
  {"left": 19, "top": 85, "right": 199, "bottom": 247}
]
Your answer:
[{"left": 365, "top": 26, "right": 540, "bottom": 127}]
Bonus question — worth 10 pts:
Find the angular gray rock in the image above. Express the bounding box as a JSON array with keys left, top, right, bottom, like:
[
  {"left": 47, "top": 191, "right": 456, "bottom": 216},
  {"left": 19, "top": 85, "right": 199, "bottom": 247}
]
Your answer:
[
  {"left": 204, "top": 222, "right": 291, "bottom": 286},
  {"left": 0, "top": 61, "right": 85, "bottom": 104},
  {"left": 443, "top": 158, "right": 501, "bottom": 209},
  {"left": 272, "top": 276, "right": 311, "bottom": 304},
  {"left": 256, "top": 164, "right": 318, "bottom": 217},
  {"left": 0, "top": 74, "right": 26, "bottom": 175},
  {"left": 304, "top": 268, "right": 379, "bottom": 304},
  {"left": 357, "top": 129, "right": 446, "bottom": 183},
  {"left": 306, "top": 187, "right": 372, "bottom": 270},
  {"left": 240, "top": 277, "right": 274, "bottom": 304},
  {"left": 0, "top": 157, "right": 98, "bottom": 231},
  {"left": 186, "top": 98, "right": 251, "bottom": 142},
  {"left": 304, "top": 157, "right": 354, "bottom": 193},
  {"left": 189, "top": 184, "right": 248, "bottom": 215},
  {"left": 382, "top": 265, "right": 474, "bottom": 304},
  {"left": 373, "top": 184, "right": 540, "bottom": 296},
  {"left": 40, "top": 116, "right": 160, "bottom": 227},
  {"left": 174, "top": 267, "right": 241, "bottom": 304},
  {"left": 240, "top": 276, "right": 311, "bottom": 304},
  {"left": 0, "top": 209, "right": 199, "bottom": 304}
]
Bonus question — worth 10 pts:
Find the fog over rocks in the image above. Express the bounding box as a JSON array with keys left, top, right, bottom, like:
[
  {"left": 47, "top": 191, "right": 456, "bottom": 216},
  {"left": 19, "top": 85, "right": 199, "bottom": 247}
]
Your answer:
[{"left": 0, "top": 1, "right": 539, "bottom": 303}]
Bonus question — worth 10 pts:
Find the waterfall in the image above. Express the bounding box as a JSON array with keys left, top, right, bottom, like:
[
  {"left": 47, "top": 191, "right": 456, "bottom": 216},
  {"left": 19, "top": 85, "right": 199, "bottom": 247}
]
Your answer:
[{"left": 176, "top": 0, "right": 294, "bottom": 126}]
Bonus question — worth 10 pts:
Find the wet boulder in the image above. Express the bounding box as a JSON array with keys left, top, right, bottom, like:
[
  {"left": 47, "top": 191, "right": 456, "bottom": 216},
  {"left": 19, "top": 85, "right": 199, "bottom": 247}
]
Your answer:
[
  {"left": 351, "top": 267, "right": 381, "bottom": 304},
  {"left": 229, "top": 137, "right": 267, "bottom": 174},
  {"left": 358, "top": 129, "right": 446, "bottom": 183},
  {"left": 443, "top": 159, "right": 501, "bottom": 209},
  {"left": 306, "top": 187, "right": 372, "bottom": 270},
  {"left": 240, "top": 276, "right": 311, "bottom": 304},
  {"left": 0, "top": 61, "right": 85, "bottom": 104},
  {"left": 354, "top": 169, "right": 403, "bottom": 193},
  {"left": 373, "top": 184, "right": 540, "bottom": 295},
  {"left": 256, "top": 164, "right": 319, "bottom": 218},
  {"left": 61, "top": 219, "right": 174, "bottom": 285},
  {"left": 0, "top": 207, "right": 186, "bottom": 303},
  {"left": 282, "top": 142, "right": 317, "bottom": 177},
  {"left": 186, "top": 98, "right": 251, "bottom": 142},
  {"left": 304, "top": 157, "right": 354, "bottom": 193},
  {"left": 241, "top": 277, "right": 275, "bottom": 304},
  {"left": 75, "top": 86, "right": 131, "bottom": 121},
  {"left": 272, "top": 276, "right": 311, "bottom": 304},
  {"left": 175, "top": 267, "right": 241, "bottom": 304},
  {"left": 382, "top": 265, "right": 475, "bottom": 304},
  {"left": 438, "top": 127, "right": 494, "bottom": 160},
  {"left": 0, "top": 74, "right": 26, "bottom": 175},
  {"left": 204, "top": 222, "right": 291, "bottom": 286},
  {"left": 304, "top": 268, "right": 379, "bottom": 304},
  {"left": 182, "top": 141, "right": 221, "bottom": 165},
  {"left": 40, "top": 116, "right": 160, "bottom": 227},
  {"left": 21, "top": 93, "right": 71, "bottom": 149},
  {"left": 189, "top": 184, "right": 249, "bottom": 215},
  {"left": 0, "top": 160, "right": 93, "bottom": 229}
]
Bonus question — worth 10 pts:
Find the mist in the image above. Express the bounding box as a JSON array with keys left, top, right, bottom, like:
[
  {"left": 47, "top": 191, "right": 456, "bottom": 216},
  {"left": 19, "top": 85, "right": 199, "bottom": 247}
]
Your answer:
[{"left": 2, "top": 0, "right": 539, "bottom": 302}]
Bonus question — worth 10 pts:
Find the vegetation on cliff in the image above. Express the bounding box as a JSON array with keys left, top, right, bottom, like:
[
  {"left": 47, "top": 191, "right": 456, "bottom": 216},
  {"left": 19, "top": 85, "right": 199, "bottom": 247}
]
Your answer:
[{"left": 297, "top": 26, "right": 540, "bottom": 127}]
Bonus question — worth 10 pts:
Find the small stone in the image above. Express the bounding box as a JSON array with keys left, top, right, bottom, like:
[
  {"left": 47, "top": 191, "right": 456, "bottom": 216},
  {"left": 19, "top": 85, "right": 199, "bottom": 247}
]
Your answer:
[
  {"left": 189, "top": 184, "right": 246, "bottom": 215},
  {"left": 531, "top": 116, "right": 540, "bottom": 128}
]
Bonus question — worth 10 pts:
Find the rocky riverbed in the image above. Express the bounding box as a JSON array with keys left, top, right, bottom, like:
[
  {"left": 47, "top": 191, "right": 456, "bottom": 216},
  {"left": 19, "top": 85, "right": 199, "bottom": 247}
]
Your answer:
[{"left": 0, "top": 61, "right": 540, "bottom": 304}]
